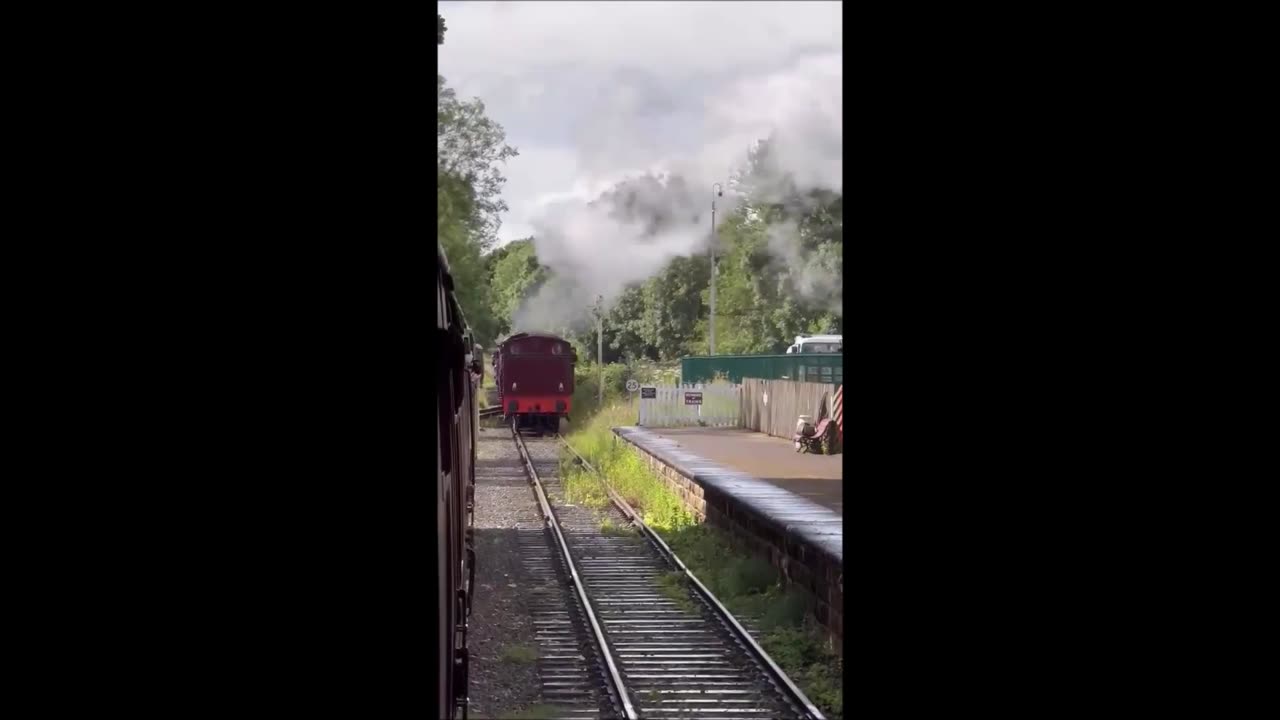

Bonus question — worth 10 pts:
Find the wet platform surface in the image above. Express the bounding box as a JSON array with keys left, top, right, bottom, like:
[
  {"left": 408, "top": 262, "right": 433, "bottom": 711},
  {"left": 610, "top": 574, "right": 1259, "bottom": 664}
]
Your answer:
[
  {"left": 637, "top": 427, "right": 842, "bottom": 515},
  {"left": 613, "top": 427, "right": 842, "bottom": 565}
]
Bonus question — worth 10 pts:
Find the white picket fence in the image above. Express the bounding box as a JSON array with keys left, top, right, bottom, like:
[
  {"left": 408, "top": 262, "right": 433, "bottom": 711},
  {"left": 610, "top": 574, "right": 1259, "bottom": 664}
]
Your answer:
[{"left": 638, "top": 383, "right": 741, "bottom": 428}]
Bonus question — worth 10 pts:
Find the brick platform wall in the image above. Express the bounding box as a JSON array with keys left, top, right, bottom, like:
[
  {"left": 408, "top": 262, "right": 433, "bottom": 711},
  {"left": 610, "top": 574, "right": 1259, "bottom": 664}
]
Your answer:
[{"left": 614, "top": 431, "right": 844, "bottom": 655}]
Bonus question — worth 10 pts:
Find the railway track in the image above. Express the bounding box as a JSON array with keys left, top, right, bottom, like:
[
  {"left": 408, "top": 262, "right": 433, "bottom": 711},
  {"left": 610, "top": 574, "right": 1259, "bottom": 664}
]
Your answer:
[
  {"left": 510, "top": 423, "right": 824, "bottom": 720},
  {"left": 479, "top": 406, "right": 501, "bottom": 419}
]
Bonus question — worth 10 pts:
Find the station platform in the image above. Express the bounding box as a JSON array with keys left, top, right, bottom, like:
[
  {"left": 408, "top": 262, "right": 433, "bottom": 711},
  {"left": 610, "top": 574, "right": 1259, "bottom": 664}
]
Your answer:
[
  {"left": 612, "top": 426, "right": 844, "bottom": 644},
  {"left": 613, "top": 426, "right": 842, "bottom": 562},
  {"left": 635, "top": 426, "right": 843, "bottom": 515}
]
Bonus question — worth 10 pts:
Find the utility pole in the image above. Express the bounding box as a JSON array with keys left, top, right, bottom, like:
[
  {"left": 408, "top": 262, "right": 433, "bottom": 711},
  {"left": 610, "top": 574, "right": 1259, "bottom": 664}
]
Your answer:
[
  {"left": 596, "top": 295, "right": 604, "bottom": 406},
  {"left": 710, "top": 183, "right": 723, "bottom": 356}
]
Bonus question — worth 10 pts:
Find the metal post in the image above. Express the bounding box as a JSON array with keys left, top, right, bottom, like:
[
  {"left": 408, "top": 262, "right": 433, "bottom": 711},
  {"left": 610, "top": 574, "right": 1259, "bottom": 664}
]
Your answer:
[
  {"left": 597, "top": 296, "right": 604, "bottom": 406},
  {"left": 710, "top": 204, "right": 716, "bottom": 356},
  {"left": 710, "top": 183, "right": 723, "bottom": 356}
]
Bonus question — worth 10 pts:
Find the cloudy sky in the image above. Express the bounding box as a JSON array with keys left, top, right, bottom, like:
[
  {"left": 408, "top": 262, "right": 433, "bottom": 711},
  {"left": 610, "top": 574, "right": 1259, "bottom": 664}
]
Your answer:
[{"left": 438, "top": 1, "right": 843, "bottom": 246}]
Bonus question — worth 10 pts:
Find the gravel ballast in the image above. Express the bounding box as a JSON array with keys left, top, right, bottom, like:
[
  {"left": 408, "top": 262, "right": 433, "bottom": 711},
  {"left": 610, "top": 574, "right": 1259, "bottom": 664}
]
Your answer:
[{"left": 466, "top": 428, "right": 547, "bottom": 719}]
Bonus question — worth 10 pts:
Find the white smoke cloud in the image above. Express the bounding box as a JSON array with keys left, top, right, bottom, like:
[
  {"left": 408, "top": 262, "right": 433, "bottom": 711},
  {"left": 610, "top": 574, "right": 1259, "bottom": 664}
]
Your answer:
[
  {"left": 508, "top": 275, "right": 590, "bottom": 338},
  {"left": 503, "top": 48, "right": 843, "bottom": 335},
  {"left": 509, "top": 174, "right": 722, "bottom": 333},
  {"left": 764, "top": 219, "right": 843, "bottom": 317}
]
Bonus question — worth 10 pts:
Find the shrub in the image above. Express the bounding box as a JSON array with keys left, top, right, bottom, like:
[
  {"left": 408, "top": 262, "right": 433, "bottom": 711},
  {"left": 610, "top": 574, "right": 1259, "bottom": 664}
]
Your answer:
[{"left": 718, "top": 555, "right": 778, "bottom": 597}]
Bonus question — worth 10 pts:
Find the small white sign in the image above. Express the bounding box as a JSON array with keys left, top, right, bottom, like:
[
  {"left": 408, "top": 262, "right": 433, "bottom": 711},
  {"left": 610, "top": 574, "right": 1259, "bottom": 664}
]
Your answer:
[{"left": 625, "top": 379, "right": 640, "bottom": 393}]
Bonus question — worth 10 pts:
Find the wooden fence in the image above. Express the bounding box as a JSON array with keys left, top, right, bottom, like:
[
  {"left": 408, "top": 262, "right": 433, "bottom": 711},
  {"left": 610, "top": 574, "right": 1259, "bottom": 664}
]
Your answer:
[
  {"left": 740, "top": 377, "right": 839, "bottom": 440},
  {"left": 637, "top": 383, "right": 741, "bottom": 428}
]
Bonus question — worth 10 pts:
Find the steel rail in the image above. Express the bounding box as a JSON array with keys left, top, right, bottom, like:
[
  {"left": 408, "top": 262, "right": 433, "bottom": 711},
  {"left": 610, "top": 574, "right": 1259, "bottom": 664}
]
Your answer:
[
  {"left": 558, "top": 434, "right": 827, "bottom": 720},
  {"left": 511, "top": 424, "right": 639, "bottom": 720}
]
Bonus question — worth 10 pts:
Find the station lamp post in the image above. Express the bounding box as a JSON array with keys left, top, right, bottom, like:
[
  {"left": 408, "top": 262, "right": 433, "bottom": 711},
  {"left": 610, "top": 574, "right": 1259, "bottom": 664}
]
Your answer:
[{"left": 710, "top": 182, "right": 723, "bottom": 356}]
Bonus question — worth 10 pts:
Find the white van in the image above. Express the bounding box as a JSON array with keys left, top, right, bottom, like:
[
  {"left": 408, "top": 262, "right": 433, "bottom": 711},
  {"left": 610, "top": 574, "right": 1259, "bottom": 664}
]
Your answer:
[{"left": 786, "top": 334, "right": 842, "bottom": 354}]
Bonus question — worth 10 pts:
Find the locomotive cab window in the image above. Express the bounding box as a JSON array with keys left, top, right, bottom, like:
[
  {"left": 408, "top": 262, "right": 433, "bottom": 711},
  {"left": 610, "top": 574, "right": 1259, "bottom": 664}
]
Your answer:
[{"left": 551, "top": 343, "right": 563, "bottom": 355}]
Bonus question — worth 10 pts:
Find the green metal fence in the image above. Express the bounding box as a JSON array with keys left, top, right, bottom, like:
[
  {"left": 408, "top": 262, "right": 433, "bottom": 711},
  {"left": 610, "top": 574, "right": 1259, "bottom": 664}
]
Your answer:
[{"left": 681, "top": 354, "right": 843, "bottom": 385}]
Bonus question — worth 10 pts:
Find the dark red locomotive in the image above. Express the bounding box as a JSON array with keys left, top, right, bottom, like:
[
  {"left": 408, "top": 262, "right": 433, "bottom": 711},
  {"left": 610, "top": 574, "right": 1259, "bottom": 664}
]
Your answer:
[{"left": 494, "top": 332, "right": 576, "bottom": 433}]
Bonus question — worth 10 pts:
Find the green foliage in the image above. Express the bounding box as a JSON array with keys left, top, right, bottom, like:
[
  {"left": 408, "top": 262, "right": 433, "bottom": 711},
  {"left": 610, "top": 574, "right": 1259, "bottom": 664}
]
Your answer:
[
  {"left": 598, "top": 516, "right": 636, "bottom": 536},
  {"left": 592, "top": 254, "right": 712, "bottom": 362},
  {"left": 438, "top": 182, "right": 499, "bottom": 346},
  {"left": 560, "top": 457, "right": 608, "bottom": 508},
  {"left": 569, "top": 364, "right": 602, "bottom": 421},
  {"left": 480, "top": 354, "right": 496, "bottom": 390},
  {"left": 436, "top": 30, "right": 517, "bottom": 347},
  {"left": 438, "top": 75, "right": 518, "bottom": 249},
  {"left": 568, "top": 360, "right": 644, "bottom": 423},
  {"left": 656, "top": 571, "right": 698, "bottom": 615},
  {"left": 759, "top": 626, "right": 843, "bottom": 717},
  {"left": 718, "top": 555, "right": 777, "bottom": 597},
  {"left": 561, "top": 403, "right": 695, "bottom": 534},
  {"left": 487, "top": 239, "right": 549, "bottom": 338},
  {"left": 601, "top": 363, "right": 629, "bottom": 398}
]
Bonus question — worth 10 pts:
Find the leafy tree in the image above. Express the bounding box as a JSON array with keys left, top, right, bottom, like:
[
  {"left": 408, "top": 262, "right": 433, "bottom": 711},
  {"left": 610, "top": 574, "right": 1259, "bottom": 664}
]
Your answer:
[
  {"left": 605, "top": 286, "right": 655, "bottom": 361},
  {"left": 487, "top": 239, "right": 550, "bottom": 339},
  {"left": 438, "top": 75, "right": 519, "bottom": 250},
  {"left": 436, "top": 16, "right": 515, "bottom": 347},
  {"left": 439, "top": 171, "right": 499, "bottom": 346},
  {"left": 702, "top": 136, "right": 843, "bottom": 354}
]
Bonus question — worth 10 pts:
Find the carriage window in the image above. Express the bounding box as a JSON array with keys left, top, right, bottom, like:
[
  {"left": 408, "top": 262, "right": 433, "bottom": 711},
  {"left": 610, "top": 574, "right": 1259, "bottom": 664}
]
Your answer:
[{"left": 509, "top": 343, "right": 523, "bottom": 355}]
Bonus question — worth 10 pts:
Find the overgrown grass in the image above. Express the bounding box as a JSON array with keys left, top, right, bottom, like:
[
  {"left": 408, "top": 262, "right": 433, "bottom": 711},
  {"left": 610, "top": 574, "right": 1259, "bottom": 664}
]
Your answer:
[
  {"left": 564, "top": 403, "right": 693, "bottom": 532},
  {"left": 598, "top": 516, "right": 636, "bottom": 536},
  {"left": 655, "top": 571, "right": 698, "bottom": 615},
  {"left": 481, "top": 354, "right": 496, "bottom": 390},
  {"left": 561, "top": 402, "right": 844, "bottom": 719}
]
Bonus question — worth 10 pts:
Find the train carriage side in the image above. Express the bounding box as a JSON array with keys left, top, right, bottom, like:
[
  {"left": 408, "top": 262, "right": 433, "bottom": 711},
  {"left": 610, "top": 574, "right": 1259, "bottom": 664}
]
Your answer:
[{"left": 436, "top": 245, "right": 477, "bottom": 720}]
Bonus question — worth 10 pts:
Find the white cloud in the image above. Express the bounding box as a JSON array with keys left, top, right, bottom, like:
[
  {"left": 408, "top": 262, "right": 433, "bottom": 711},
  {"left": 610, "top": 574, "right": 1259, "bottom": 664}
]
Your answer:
[
  {"left": 440, "top": 2, "right": 841, "bottom": 84},
  {"left": 438, "top": 0, "right": 842, "bottom": 245}
]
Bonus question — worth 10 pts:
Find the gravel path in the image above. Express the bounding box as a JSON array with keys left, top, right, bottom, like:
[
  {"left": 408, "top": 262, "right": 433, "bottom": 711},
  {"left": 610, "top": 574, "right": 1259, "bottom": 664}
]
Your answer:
[{"left": 467, "top": 429, "right": 547, "bottom": 719}]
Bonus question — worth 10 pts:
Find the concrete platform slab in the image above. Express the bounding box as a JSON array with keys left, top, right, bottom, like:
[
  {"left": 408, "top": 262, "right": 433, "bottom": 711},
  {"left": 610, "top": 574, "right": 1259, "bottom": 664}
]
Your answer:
[
  {"left": 642, "top": 427, "right": 843, "bottom": 515},
  {"left": 613, "top": 426, "right": 844, "bottom": 649},
  {"left": 614, "top": 426, "right": 842, "bottom": 565}
]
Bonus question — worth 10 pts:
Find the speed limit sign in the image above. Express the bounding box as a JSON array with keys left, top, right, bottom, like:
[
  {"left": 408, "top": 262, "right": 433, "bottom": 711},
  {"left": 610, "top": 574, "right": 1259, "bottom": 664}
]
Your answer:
[{"left": 625, "top": 379, "right": 640, "bottom": 393}]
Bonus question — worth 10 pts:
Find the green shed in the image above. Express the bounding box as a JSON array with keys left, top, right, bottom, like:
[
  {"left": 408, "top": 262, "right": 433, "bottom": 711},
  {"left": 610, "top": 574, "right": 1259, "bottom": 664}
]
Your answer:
[{"left": 681, "top": 354, "right": 843, "bottom": 385}]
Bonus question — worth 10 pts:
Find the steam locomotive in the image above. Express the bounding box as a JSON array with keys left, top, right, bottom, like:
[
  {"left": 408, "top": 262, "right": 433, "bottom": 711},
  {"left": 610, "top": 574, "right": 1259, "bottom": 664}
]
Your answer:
[
  {"left": 436, "top": 244, "right": 481, "bottom": 720},
  {"left": 494, "top": 332, "right": 577, "bottom": 434}
]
